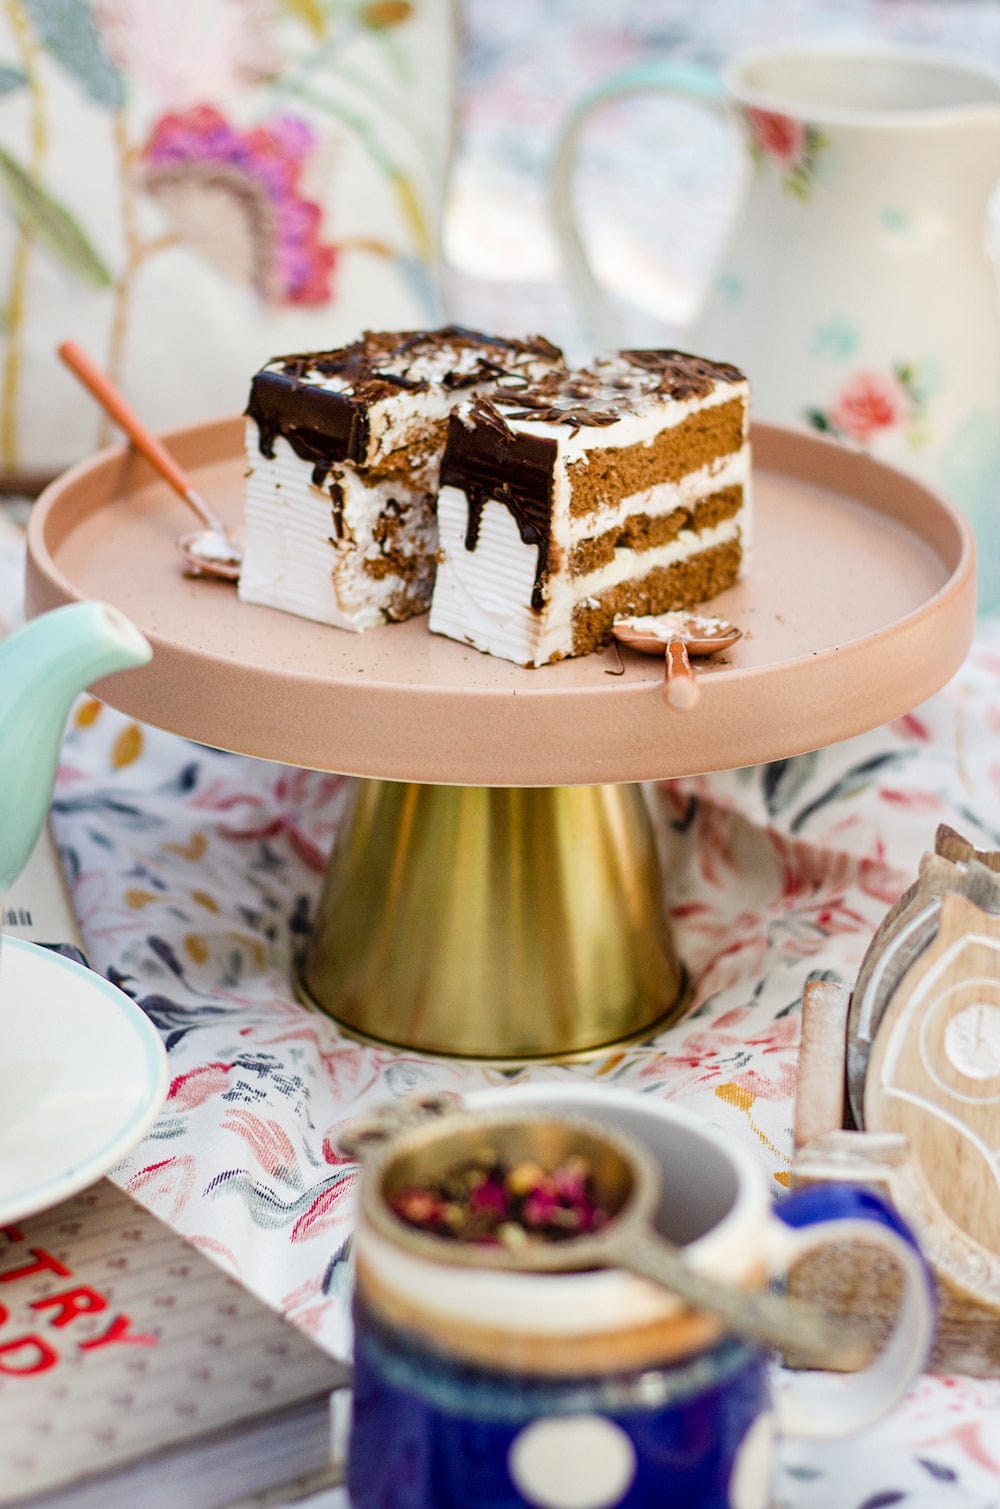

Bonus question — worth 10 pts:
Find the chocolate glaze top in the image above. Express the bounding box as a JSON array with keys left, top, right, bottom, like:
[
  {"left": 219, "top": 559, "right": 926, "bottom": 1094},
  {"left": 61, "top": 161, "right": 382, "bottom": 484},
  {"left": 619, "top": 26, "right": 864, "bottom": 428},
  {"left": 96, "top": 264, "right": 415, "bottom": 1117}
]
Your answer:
[
  {"left": 265, "top": 326, "right": 562, "bottom": 404},
  {"left": 468, "top": 349, "right": 747, "bottom": 432},
  {"left": 246, "top": 326, "right": 564, "bottom": 481}
]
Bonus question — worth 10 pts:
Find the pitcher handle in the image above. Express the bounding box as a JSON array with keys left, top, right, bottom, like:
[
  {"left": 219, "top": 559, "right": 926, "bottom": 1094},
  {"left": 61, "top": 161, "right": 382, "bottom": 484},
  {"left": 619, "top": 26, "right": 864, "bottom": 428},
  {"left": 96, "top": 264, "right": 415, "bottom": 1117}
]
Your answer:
[
  {"left": 765, "top": 1184, "right": 936, "bottom": 1440},
  {"left": 549, "top": 61, "right": 731, "bottom": 352}
]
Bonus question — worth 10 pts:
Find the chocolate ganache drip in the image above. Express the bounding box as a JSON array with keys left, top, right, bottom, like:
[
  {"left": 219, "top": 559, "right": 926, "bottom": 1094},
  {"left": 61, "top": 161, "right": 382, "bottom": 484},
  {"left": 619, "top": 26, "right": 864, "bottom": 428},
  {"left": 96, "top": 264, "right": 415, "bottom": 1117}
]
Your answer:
[
  {"left": 441, "top": 410, "right": 557, "bottom": 612},
  {"left": 245, "top": 327, "right": 564, "bottom": 486}
]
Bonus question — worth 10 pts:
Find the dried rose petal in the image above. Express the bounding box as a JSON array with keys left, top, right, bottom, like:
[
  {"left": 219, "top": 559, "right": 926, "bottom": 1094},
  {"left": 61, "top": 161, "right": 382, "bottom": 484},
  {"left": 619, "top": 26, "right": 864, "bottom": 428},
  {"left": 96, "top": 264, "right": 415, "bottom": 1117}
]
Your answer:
[
  {"left": 389, "top": 1151, "right": 610, "bottom": 1245},
  {"left": 522, "top": 1188, "right": 561, "bottom": 1228},
  {"left": 468, "top": 1179, "right": 509, "bottom": 1219},
  {"left": 392, "top": 1188, "right": 447, "bottom": 1228}
]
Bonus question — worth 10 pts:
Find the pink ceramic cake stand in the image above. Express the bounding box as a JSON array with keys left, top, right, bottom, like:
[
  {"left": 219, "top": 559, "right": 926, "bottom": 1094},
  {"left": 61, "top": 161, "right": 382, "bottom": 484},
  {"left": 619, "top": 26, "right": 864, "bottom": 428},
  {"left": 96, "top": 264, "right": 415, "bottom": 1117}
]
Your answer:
[{"left": 25, "top": 419, "right": 976, "bottom": 1060}]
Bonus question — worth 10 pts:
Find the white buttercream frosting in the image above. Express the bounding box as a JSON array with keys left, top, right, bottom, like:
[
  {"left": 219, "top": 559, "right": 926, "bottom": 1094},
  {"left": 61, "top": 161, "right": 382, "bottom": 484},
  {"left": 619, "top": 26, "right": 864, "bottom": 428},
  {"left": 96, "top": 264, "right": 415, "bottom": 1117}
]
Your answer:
[
  {"left": 238, "top": 430, "right": 435, "bottom": 630},
  {"left": 614, "top": 611, "right": 735, "bottom": 642},
  {"left": 500, "top": 375, "right": 746, "bottom": 462}
]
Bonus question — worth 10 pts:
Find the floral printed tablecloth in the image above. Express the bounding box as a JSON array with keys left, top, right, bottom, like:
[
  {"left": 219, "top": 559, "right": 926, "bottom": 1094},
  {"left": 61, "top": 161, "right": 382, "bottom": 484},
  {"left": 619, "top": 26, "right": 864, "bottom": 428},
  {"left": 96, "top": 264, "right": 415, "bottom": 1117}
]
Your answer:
[{"left": 3, "top": 490, "right": 1000, "bottom": 1505}]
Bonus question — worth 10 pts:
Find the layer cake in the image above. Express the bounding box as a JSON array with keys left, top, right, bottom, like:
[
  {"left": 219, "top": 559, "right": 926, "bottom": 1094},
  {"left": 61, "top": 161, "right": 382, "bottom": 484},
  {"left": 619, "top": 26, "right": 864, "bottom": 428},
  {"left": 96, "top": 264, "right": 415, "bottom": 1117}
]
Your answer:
[
  {"left": 239, "top": 327, "right": 563, "bottom": 630},
  {"left": 428, "top": 350, "right": 750, "bottom": 666}
]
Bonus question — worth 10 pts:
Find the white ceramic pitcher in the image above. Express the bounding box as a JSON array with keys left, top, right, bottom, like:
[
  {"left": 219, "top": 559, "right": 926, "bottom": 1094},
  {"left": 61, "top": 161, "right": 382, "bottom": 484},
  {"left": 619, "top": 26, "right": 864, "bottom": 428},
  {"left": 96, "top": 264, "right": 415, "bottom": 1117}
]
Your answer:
[{"left": 551, "top": 46, "right": 1000, "bottom": 612}]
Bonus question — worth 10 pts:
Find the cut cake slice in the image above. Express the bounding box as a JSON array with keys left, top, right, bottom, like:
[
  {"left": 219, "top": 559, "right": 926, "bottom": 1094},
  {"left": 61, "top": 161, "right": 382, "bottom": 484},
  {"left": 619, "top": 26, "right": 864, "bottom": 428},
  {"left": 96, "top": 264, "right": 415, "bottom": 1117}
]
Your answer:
[
  {"left": 428, "top": 349, "right": 751, "bottom": 666},
  {"left": 239, "top": 326, "right": 563, "bottom": 631}
]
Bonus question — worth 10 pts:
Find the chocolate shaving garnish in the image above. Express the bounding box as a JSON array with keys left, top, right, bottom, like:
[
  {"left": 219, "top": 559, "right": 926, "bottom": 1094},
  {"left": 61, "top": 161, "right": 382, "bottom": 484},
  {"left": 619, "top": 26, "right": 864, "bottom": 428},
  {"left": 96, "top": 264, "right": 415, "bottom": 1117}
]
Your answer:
[
  {"left": 619, "top": 348, "right": 746, "bottom": 399},
  {"left": 370, "top": 368, "right": 429, "bottom": 391},
  {"left": 525, "top": 349, "right": 740, "bottom": 425},
  {"left": 471, "top": 349, "right": 744, "bottom": 428},
  {"left": 524, "top": 335, "right": 563, "bottom": 362},
  {"left": 482, "top": 372, "right": 620, "bottom": 428},
  {"left": 469, "top": 394, "right": 515, "bottom": 438},
  {"left": 605, "top": 640, "right": 625, "bottom": 676},
  {"left": 503, "top": 407, "right": 619, "bottom": 427},
  {"left": 494, "top": 390, "right": 558, "bottom": 410},
  {"left": 270, "top": 326, "right": 565, "bottom": 403}
]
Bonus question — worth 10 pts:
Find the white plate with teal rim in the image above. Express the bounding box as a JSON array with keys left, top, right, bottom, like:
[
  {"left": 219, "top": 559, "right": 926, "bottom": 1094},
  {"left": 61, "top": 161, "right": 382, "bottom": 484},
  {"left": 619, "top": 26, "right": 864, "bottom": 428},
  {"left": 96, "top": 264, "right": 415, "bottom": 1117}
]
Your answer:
[{"left": 0, "top": 937, "right": 168, "bottom": 1224}]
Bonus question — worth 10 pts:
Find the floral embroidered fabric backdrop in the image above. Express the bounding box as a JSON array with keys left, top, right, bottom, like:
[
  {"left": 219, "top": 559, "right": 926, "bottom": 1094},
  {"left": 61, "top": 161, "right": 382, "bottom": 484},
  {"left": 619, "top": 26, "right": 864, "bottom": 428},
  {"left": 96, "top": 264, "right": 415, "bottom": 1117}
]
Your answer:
[{"left": 0, "top": 0, "right": 453, "bottom": 480}]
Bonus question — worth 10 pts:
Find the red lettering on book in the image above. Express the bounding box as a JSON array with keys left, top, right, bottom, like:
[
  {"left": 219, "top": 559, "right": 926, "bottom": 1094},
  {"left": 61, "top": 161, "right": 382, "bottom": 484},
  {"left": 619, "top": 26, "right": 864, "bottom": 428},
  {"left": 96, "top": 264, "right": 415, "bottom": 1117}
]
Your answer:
[
  {"left": 31, "top": 1286, "right": 108, "bottom": 1328},
  {"left": 77, "top": 1314, "right": 158, "bottom": 1352},
  {"left": 0, "top": 1335, "right": 58, "bottom": 1374},
  {"left": 0, "top": 1226, "right": 25, "bottom": 1244},
  {"left": 0, "top": 1249, "right": 72, "bottom": 1285}
]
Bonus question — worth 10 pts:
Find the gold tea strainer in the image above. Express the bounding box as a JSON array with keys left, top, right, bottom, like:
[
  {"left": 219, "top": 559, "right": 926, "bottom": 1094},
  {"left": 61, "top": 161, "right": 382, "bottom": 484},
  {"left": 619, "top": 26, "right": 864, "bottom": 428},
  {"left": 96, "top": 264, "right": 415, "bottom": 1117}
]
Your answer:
[{"left": 352, "top": 1107, "right": 870, "bottom": 1372}]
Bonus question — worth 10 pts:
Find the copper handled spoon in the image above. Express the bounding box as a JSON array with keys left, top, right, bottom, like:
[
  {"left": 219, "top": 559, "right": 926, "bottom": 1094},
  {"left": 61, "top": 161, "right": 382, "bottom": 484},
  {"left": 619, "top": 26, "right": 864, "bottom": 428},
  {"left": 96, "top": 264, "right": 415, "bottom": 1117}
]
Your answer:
[
  {"left": 58, "top": 340, "right": 243, "bottom": 581},
  {"left": 613, "top": 612, "right": 742, "bottom": 710}
]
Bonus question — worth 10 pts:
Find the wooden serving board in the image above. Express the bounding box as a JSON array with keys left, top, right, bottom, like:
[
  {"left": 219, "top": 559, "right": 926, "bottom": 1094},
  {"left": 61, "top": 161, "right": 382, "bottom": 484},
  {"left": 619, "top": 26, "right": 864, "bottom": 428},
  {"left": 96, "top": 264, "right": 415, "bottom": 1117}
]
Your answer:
[
  {"left": 863, "top": 891, "right": 1000, "bottom": 1255},
  {"left": 845, "top": 836, "right": 1000, "bottom": 1127},
  {"left": 791, "top": 830, "right": 1000, "bottom": 1377}
]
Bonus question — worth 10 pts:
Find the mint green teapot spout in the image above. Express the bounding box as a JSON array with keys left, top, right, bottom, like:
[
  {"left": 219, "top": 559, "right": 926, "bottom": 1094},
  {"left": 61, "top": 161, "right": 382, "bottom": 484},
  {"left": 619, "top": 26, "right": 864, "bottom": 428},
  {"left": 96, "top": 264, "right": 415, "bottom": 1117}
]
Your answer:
[{"left": 0, "top": 602, "right": 151, "bottom": 895}]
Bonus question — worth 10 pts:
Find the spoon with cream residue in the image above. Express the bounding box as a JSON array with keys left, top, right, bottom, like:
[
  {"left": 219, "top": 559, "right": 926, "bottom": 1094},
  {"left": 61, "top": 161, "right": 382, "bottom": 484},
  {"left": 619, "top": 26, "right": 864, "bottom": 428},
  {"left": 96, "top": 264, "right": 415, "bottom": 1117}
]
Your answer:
[
  {"left": 58, "top": 341, "right": 243, "bottom": 582},
  {"left": 613, "top": 612, "right": 742, "bottom": 710}
]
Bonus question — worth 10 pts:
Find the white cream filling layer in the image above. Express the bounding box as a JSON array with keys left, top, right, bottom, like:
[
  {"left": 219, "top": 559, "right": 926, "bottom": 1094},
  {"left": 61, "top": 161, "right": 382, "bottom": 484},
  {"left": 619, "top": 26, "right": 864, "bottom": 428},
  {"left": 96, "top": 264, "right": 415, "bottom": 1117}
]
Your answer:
[
  {"left": 239, "top": 430, "right": 435, "bottom": 631},
  {"left": 430, "top": 485, "right": 743, "bottom": 667}
]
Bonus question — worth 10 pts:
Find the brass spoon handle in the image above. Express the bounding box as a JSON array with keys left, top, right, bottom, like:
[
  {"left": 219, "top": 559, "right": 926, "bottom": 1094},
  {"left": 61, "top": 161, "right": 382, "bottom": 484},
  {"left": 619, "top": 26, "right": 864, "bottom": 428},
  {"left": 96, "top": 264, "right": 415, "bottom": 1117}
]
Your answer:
[{"left": 610, "top": 1230, "right": 869, "bottom": 1371}]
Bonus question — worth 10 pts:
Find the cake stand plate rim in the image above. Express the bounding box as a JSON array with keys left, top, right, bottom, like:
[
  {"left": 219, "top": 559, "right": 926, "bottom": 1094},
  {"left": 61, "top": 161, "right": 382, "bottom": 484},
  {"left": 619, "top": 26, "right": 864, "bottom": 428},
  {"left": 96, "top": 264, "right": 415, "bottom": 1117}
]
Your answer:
[{"left": 24, "top": 417, "right": 976, "bottom": 786}]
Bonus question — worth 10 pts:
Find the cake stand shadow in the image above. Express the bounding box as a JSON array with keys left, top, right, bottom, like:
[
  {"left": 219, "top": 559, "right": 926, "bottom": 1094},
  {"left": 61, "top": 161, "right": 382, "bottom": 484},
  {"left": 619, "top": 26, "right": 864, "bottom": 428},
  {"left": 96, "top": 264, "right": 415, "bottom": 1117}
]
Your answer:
[{"left": 25, "top": 421, "right": 975, "bottom": 1060}]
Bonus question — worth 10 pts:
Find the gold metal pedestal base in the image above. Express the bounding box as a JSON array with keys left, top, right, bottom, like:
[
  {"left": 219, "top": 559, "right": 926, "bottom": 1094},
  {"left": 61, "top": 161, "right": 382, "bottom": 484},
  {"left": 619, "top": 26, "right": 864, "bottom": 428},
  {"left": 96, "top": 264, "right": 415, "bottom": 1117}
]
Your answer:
[{"left": 297, "top": 780, "right": 685, "bottom": 1060}]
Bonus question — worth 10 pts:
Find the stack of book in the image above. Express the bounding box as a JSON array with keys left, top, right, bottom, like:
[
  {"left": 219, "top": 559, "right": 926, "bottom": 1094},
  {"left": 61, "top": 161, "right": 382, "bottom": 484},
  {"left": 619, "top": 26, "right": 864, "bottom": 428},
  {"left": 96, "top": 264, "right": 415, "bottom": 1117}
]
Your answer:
[{"left": 0, "top": 1181, "right": 350, "bottom": 1508}]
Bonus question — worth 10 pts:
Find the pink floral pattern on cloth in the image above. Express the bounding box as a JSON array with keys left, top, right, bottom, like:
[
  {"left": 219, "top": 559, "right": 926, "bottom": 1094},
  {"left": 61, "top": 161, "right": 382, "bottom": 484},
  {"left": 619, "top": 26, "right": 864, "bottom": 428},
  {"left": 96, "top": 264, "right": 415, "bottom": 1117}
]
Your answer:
[
  {"left": 144, "top": 106, "right": 337, "bottom": 305},
  {"left": 37, "top": 625, "right": 1000, "bottom": 1506}
]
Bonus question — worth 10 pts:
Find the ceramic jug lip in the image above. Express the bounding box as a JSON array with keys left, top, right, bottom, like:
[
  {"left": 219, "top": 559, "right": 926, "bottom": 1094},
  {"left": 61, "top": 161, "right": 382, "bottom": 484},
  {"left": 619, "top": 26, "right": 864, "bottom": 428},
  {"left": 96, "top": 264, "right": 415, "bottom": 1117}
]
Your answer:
[{"left": 726, "top": 42, "right": 1000, "bottom": 129}]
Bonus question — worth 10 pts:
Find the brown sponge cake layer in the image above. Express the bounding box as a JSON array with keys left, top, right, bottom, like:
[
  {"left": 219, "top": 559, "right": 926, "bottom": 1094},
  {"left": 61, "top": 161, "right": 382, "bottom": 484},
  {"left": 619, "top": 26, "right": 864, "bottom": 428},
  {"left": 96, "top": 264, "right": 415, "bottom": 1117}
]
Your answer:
[
  {"left": 570, "top": 538, "right": 743, "bottom": 657},
  {"left": 568, "top": 485, "right": 744, "bottom": 577},
  {"left": 566, "top": 399, "right": 747, "bottom": 518},
  {"left": 359, "top": 424, "right": 449, "bottom": 490}
]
